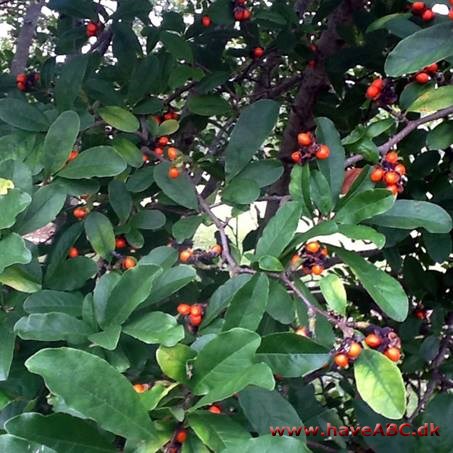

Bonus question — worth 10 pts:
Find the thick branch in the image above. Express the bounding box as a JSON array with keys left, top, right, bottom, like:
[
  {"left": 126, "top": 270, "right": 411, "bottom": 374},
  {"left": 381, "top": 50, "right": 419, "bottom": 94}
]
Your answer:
[{"left": 10, "top": 0, "right": 46, "bottom": 75}]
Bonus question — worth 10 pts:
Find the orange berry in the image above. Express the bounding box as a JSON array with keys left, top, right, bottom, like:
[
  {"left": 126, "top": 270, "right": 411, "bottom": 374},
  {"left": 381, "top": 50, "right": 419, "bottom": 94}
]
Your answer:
[
  {"left": 320, "top": 246, "right": 328, "bottom": 257},
  {"left": 167, "top": 147, "right": 178, "bottom": 160},
  {"left": 179, "top": 249, "right": 193, "bottom": 263},
  {"left": 158, "top": 136, "right": 169, "bottom": 146},
  {"left": 73, "top": 207, "right": 88, "bottom": 219},
  {"left": 334, "top": 353, "right": 349, "bottom": 368},
  {"left": 421, "top": 9, "right": 434, "bottom": 21},
  {"left": 122, "top": 256, "right": 137, "bottom": 270},
  {"left": 415, "top": 72, "right": 430, "bottom": 84},
  {"left": 133, "top": 383, "right": 148, "bottom": 393},
  {"left": 366, "top": 85, "right": 380, "bottom": 100},
  {"left": 253, "top": 47, "right": 264, "bottom": 59},
  {"left": 311, "top": 264, "right": 324, "bottom": 275},
  {"left": 347, "top": 342, "right": 362, "bottom": 359},
  {"left": 385, "top": 151, "right": 399, "bottom": 164},
  {"left": 290, "top": 254, "right": 301, "bottom": 267},
  {"left": 168, "top": 167, "right": 180, "bottom": 179},
  {"left": 175, "top": 430, "right": 187, "bottom": 443},
  {"left": 68, "top": 247, "right": 79, "bottom": 258},
  {"left": 370, "top": 167, "right": 384, "bottom": 182},
  {"left": 387, "top": 184, "right": 399, "bottom": 196},
  {"left": 394, "top": 163, "right": 406, "bottom": 176},
  {"left": 371, "top": 78, "right": 384, "bottom": 90},
  {"left": 190, "top": 304, "right": 203, "bottom": 316},
  {"left": 208, "top": 404, "right": 222, "bottom": 414},
  {"left": 306, "top": 241, "right": 320, "bottom": 254},
  {"left": 115, "top": 237, "right": 127, "bottom": 249},
  {"left": 211, "top": 244, "right": 222, "bottom": 255},
  {"left": 385, "top": 347, "right": 401, "bottom": 362},
  {"left": 424, "top": 63, "right": 438, "bottom": 74},
  {"left": 411, "top": 2, "right": 426, "bottom": 13},
  {"left": 189, "top": 314, "right": 202, "bottom": 326},
  {"left": 365, "top": 333, "right": 381, "bottom": 348},
  {"left": 384, "top": 171, "right": 400, "bottom": 185},
  {"left": 302, "top": 266, "right": 312, "bottom": 275},
  {"left": 291, "top": 151, "right": 302, "bottom": 163},
  {"left": 68, "top": 150, "right": 78, "bottom": 161},
  {"left": 154, "top": 147, "right": 164, "bottom": 156},
  {"left": 315, "top": 144, "right": 330, "bottom": 160},
  {"left": 297, "top": 132, "right": 313, "bottom": 147},
  {"left": 201, "top": 15, "right": 212, "bottom": 27},
  {"left": 177, "top": 303, "right": 191, "bottom": 316}
]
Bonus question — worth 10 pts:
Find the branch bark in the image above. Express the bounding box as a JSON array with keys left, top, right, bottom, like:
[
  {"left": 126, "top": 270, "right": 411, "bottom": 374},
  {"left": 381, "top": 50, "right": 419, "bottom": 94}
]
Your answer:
[{"left": 10, "top": 0, "right": 46, "bottom": 76}]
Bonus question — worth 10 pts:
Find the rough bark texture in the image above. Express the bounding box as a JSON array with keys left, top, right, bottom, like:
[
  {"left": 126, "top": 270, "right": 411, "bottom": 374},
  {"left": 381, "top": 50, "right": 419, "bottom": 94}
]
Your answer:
[{"left": 10, "top": 0, "right": 46, "bottom": 75}]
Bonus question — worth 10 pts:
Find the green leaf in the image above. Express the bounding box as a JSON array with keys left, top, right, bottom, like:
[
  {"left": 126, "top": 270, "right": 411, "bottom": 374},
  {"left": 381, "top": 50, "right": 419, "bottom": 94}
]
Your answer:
[
  {"left": 239, "top": 387, "right": 304, "bottom": 437},
  {"left": 108, "top": 180, "right": 132, "bottom": 224},
  {"left": 126, "top": 166, "right": 154, "bottom": 193},
  {"left": 139, "top": 246, "right": 178, "bottom": 268},
  {"left": 112, "top": 138, "right": 143, "bottom": 168},
  {"left": 190, "top": 328, "right": 274, "bottom": 397},
  {"left": 55, "top": 55, "right": 89, "bottom": 111},
  {"left": 234, "top": 159, "right": 283, "bottom": 188},
  {"left": 172, "top": 216, "right": 203, "bottom": 241},
  {"left": 58, "top": 146, "right": 127, "bottom": 179},
  {"left": 156, "top": 344, "right": 196, "bottom": 385},
  {"left": 48, "top": 0, "right": 98, "bottom": 20},
  {"left": 187, "top": 95, "right": 231, "bottom": 116},
  {"left": 0, "top": 264, "right": 42, "bottom": 293},
  {"left": 368, "top": 200, "right": 452, "bottom": 234},
  {"left": 153, "top": 161, "right": 198, "bottom": 209},
  {"left": 408, "top": 86, "right": 453, "bottom": 113},
  {"left": 144, "top": 265, "right": 196, "bottom": 305},
  {"left": 223, "top": 273, "right": 269, "bottom": 332},
  {"left": 315, "top": 117, "right": 346, "bottom": 200},
  {"left": 319, "top": 274, "right": 347, "bottom": 315},
  {"left": 0, "top": 99, "right": 49, "bottom": 132},
  {"left": 98, "top": 106, "right": 139, "bottom": 133},
  {"left": 0, "top": 434, "right": 56, "bottom": 453},
  {"left": 0, "top": 189, "right": 30, "bottom": 229},
  {"left": 225, "top": 100, "right": 280, "bottom": 180},
  {"left": 84, "top": 212, "right": 115, "bottom": 258},
  {"left": 25, "top": 348, "right": 157, "bottom": 441},
  {"left": 255, "top": 201, "right": 302, "bottom": 259},
  {"left": 88, "top": 325, "right": 121, "bottom": 351},
  {"left": 258, "top": 256, "right": 284, "bottom": 272},
  {"left": 222, "top": 179, "right": 260, "bottom": 205},
  {"left": 337, "top": 224, "right": 386, "bottom": 249},
  {"left": 333, "top": 247, "right": 408, "bottom": 322},
  {"left": 426, "top": 121, "right": 453, "bottom": 150},
  {"left": 354, "top": 349, "right": 406, "bottom": 419},
  {"left": 127, "top": 55, "right": 160, "bottom": 104},
  {"left": 93, "top": 272, "right": 122, "bottom": 326},
  {"left": 160, "top": 30, "right": 193, "bottom": 62},
  {"left": 5, "top": 412, "right": 116, "bottom": 453},
  {"left": 385, "top": 22, "right": 453, "bottom": 77},
  {"left": 266, "top": 280, "right": 295, "bottom": 325},
  {"left": 335, "top": 189, "right": 395, "bottom": 224},
  {"left": 102, "top": 265, "right": 162, "bottom": 327},
  {"left": 14, "top": 313, "right": 93, "bottom": 343},
  {"left": 187, "top": 413, "right": 250, "bottom": 452},
  {"left": 310, "top": 170, "right": 333, "bottom": 215},
  {"left": 16, "top": 185, "right": 66, "bottom": 235},
  {"left": 421, "top": 394, "right": 453, "bottom": 453},
  {"left": 0, "top": 234, "right": 31, "bottom": 273},
  {"left": 45, "top": 257, "right": 97, "bottom": 291},
  {"left": 256, "top": 333, "right": 329, "bottom": 377},
  {"left": 0, "top": 314, "right": 15, "bottom": 380},
  {"left": 130, "top": 210, "right": 166, "bottom": 230},
  {"left": 42, "top": 111, "right": 80, "bottom": 174},
  {"left": 287, "top": 221, "right": 338, "bottom": 252},
  {"left": 123, "top": 312, "right": 184, "bottom": 346},
  {"left": 157, "top": 119, "right": 179, "bottom": 136},
  {"left": 423, "top": 231, "right": 452, "bottom": 263},
  {"left": 222, "top": 435, "right": 308, "bottom": 453},
  {"left": 25, "top": 290, "right": 83, "bottom": 317}
]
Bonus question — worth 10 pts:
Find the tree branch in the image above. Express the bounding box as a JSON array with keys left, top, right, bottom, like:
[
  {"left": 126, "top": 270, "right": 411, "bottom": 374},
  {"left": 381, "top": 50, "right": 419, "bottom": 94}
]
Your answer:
[{"left": 10, "top": 0, "right": 46, "bottom": 75}]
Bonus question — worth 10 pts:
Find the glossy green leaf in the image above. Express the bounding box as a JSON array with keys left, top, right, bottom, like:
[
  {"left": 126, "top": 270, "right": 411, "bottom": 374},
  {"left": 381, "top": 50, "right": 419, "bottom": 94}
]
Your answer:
[
  {"left": 187, "top": 95, "right": 231, "bottom": 116},
  {"left": 5, "top": 412, "right": 115, "bottom": 453},
  {"left": 0, "top": 188, "right": 31, "bottom": 230},
  {"left": 45, "top": 257, "right": 97, "bottom": 291},
  {"left": 126, "top": 166, "right": 154, "bottom": 193},
  {"left": 222, "top": 435, "right": 308, "bottom": 453},
  {"left": 102, "top": 265, "right": 162, "bottom": 327},
  {"left": 0, "top": 313, "right": 15, "bottom": 380},
  {"left": 319, "top": 274, "right": 347, "bottom": 315},
  {"left": 108, "top": 180, "right": 132, "bottom": 224},
  {"left": 385, "top": 22, "right": 453, "bottom": 76},
  {"left": 84, "top": 212, "right": 115, "bottom": 258},
  {"left": 408, "top": 86, "right": 453, "bottom": 113},
  {"left": 0, "top": 99, "right": 49, "bottom": 132},
  {"left": 139, "top": 246, "right": 178, "bottom": 268},
  {"left": 153, "top": 161, "right": 198, "bottom": 209},
  {"left": 258, "top": 255, "right": 284, "bottom": 272},
  {"left": 123, "top": 312, "right": 184, "bottom": 346},
  {"left": 0, "top": 234, "right": 31, "bottom": 273},
  {"left": 235, "top": 160, "right": 283, "bottom": 188},
  {"left": 130, "top": 210, "right": 166, "bottom": 230},
  {"left": 255, "top": 201, "right": 302, "bottom": 259},
  {"left": 88, "top": 325, "right": 121, "bottom": 351},
  {"left": 310, "top": 170, "right": 333, "bottom": 215},
  {"left": 42, "top": 111, "right": 80, "bottom": 174},
  {"left": 266, "top": 280, "right": 295, "bottom": 325},
  {"left": 354, "top": 349, "right": 406, "bottom": 419},
  {"left": 98, "top": 106, "right": 139, "bottom": 132},
  {"left": 0, "top": 264, "right": 42, "bottom": 293},
  {"left": 225, "top": 100, "right": 280, "bottom": 180},
  {"left": 223, "top": 273, "right": 269, "bottom": 331},
  {"left": 58, "top": 146, "right": 127, "bottom": 179},
  {"left": 222, "top": 178, "right": 260, "bottom": 205},
  {"left": 426, "top": 121, "right": 453, "bottom": 150},
  {"left": 25, "top": 348, "right": 157, "bottom": 441},
  {"left": 337, "top": 224, "right": 386, "bottom": 249},
  {"left": 423, "top": 231, "right": 452, "bottom": 263},
  {"left": 112, "top": 138, "right": 143, "bottom": 168},
  {"left": 333, "top": 247, "right": 408, "bottom": 322},
  {"left": 172, "top": 216, "right": 203, "bottom": 241},
  {"left": 256, "top": 333, "right": 329, "bottom": 377},
  {"left": 335, "top": 189, "right": 395, "bottom": 225},
  {"left": 93, "top": 272, "right": 122, "bottom": 326},
  {"left": 160, "top": 30, "right": 193, "bottom": 62},
  {"left": 157, "top": 119, "right": 179, "bottom": 136},
  {"left": 0, "top": 434, "right": 55, "bottom": 453},
  {"left": 369, "top": 200, "right": 452, "bottom": 234},
  {"left": 156, "top": 344, "right": 196, "bottom": 385}
]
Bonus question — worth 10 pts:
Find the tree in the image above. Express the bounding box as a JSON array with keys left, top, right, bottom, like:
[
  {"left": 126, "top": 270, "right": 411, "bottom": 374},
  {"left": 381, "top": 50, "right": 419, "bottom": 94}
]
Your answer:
[{"left": 0, "top": 0, "right": 452, "bottom": 451}]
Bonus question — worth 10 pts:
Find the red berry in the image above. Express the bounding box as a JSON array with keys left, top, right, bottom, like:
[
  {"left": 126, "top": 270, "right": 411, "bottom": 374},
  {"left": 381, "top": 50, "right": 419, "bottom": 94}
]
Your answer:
[
  {"left": 365, "top": 334, "right": 381, "bottom": 348},
  {"left": 168, "top": 167, "right": 180, "bottom": 179},
  {"left": 253, "top": 47, "right": 264, "bottom": 58},
  {"left": 177, "top": 303, "right": 191, "bottom": 316},
  {"left": 201, "top": 15, "right": 212, "bottom": 27},
  {"left": 234, "top": 9, "right": 245, "bottom": 21},
  {"left": 385, "top": 151, "right": 399, "bottom": 164},
  {"left": 167, "top": 147, "right": 178, "bottom": 161},
  {"left": 190, "top": 304, "right": 203, "bottom": 316},
  {"left": 311, "top": 264, "right": 324, "bottom": 275},
  {"left": 17, "top": 82, "right": 26, "bottom": 92},
  {"left": 297, "top": 132, "right": 313, "bottom": 147},
  {"left": 421, "top": 9, "right": 434, "bottom": 21},
  {"left": 347, "top": 342, "right": 362, "bottom": 359},
  {"left": 208, "top": 404, "right": 222, "bottom": 414},
  {"left": 16, "top": 73, "right": 27, "bottom": 83},
  {"left": 415, "top": 72, "right": 430, "bottom": 84},
  {"left": 415, "top": 309, "right": 426, "bottom": 320},
  {"left": 384, "top": 171, "right": 400, "bottom": 185},
  {"left": 122, "top": 256, "right": 137, "bottom": 270},
  {"left": 394, "top": 164, "right": 406, "bottom": 176},
  {"left": 370, "top": 167, "right": 384, "bottom": 182},
  {"left": 387, "top": 184, "right": 399, "bottom": 196},
  {"left": 385, "top": 347, "right": 401, "bottom": 362},
  {"left": 315, "top": 144, "right": 330, "bottom": 160},
  {"left": 68, "top": 247, "right": 79, "bottom": 258},
  {"left": 73, "top": 207, "right": 88, "bottom": 219},
  {"left": 154, "top": 147, "right": 164, "bottom": 156},
  {"left": 449, "top": 9, "right": 453, "bottom": 20},
  {"left": 179, "top": 249, "right": 193, "bottom": 263},
  {"left": 158, "top": 136, "right": 169, "bottom": 146},
  {"left": 424, "top": 63, "right": 438, "bottom": 74},
  {"left": 175, "top": 430, "right": 187, "bottom": 443},
  {"left": 291, "top": 151, "right": 302, "bottom": 163},
  {"left": 411, "top": 2, "right": 426, "bottom": 13},
  {"left": 242, "top": 8, "right": 251, "bottom": 20},
  {"left": 371, "top": 78, "right": 384, "bottom": 90},
  {"left": 68, "top": 150, "right": 78, "bottom": 161},
  {"left": 334, "top": 353, "right": 349, "bottom": 368},
  {"left": 290, "top": 254, "right": 301, "bottom": 267},
  {"left": 115, "top": 237, "right": 127, "bottom": 249},
  {"left": 189, "top": 314, "right": 202, "bottom": 326},
  {"left": 366, "top": 85, "right": 380, "bottom": 100}
]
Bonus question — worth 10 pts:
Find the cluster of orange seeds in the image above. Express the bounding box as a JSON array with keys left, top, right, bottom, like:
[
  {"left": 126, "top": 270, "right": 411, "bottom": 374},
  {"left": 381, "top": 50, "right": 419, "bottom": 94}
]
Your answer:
[
  {"left": 179, "top": 245, "right": 222, "bottom": 264},
  {"left": 16, "top": 72, "right": 39, "bottom": 92},
  {"left": 414, "top": 63, "right": 439, "bottom": 84},
  {"left": 290, "top": 241, "right": 328, "bottom": 275},
  {"left": 365, "top": 328, "right": 402, "bottom": 362},
  {"left": 291, "top": 132, "right": 330, "bottom": 164},
  {"left": 370, "top": 151, "right": 406, "bottom": 196},
  {"left": 334, "top": 340, "right": 363, "bottom": 368},
  {"left": 177, "top": 303, "right": 204, "bottom": 327}
]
